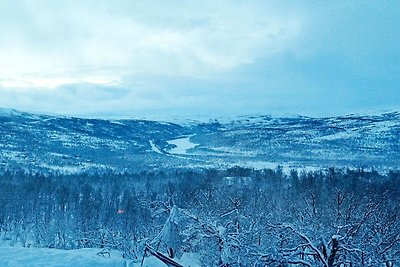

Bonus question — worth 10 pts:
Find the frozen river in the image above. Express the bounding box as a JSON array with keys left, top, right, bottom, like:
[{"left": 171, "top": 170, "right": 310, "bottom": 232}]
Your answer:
[{"left": 167, "top": 136, "right": 198, "bottom": 155}]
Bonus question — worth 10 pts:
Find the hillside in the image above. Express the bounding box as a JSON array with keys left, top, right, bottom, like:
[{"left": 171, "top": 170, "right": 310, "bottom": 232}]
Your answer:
[{"left": 1, "top": 109, "right": 399, "bottom": 173}]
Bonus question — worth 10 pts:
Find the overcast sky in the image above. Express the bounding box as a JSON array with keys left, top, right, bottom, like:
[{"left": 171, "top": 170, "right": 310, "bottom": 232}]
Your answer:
[{"left": 0, "top": 1, "right": 399, "bottom": 119}]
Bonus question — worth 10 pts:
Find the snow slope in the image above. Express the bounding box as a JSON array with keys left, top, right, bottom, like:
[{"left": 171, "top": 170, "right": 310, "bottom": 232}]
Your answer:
[{"left": 1, "top": 109, "right": 399, "bottom": 172}]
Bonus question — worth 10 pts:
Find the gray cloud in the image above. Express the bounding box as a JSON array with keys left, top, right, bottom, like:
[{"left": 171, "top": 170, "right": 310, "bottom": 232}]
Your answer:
[
  {"left": 0, "top": 1, "right": 399, "bottom": 119},
  {"left": 0, "top": 0, "right": 302, "bottom": 81}
]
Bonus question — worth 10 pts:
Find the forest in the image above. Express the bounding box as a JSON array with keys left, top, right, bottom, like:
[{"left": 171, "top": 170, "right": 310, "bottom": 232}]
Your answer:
[{"left": 0, "top": 167, "right": 399, "bottom": 266}]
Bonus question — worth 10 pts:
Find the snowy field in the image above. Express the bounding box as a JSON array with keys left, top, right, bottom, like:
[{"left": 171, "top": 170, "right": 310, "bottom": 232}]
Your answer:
[
  {"left": 0, "top": 246, "right": 128, "bottom": 267},
  {"left": 0, "top": 245, "right": 200, "bottom": 267}
]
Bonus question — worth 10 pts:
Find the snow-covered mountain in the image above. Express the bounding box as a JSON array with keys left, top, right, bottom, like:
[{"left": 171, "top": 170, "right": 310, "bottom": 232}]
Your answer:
[{"left": 1, "top": 108, "right": 399, "bottom": 173}]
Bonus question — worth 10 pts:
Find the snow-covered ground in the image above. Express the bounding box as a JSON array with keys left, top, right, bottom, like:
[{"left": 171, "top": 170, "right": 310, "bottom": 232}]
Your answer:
[
  {"left": 0, "top": 246, "right": 128, "bottom": 267},
  {"left": 167, "top": 136, "right": 198, "bottom": 155},
  {"left": 0, "top": 245, "right": 200, "bottom": 267},
  {"left": 315, "top": 130, "right": 358, "bottom": 141}
]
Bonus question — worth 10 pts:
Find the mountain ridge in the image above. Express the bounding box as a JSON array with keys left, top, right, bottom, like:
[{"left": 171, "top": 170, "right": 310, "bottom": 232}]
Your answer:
[{"left": 1, "top": 108, "right": 399, "bottom": 174}]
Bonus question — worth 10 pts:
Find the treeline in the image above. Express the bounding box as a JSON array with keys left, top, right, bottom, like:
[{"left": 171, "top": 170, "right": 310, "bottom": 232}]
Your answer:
[{"left": 0, "top": 167, "right": 399, "bottom": 266}]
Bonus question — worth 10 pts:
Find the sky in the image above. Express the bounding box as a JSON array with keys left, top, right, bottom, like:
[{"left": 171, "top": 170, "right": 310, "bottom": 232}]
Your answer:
[{"left": 0, "top": 1, "right": 399, "bottom": 119}]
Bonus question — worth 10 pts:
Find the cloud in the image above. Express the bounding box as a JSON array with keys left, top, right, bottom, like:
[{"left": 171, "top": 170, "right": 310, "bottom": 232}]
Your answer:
[
  {"left": 0, "top": 1, "right": 399, "bottom": 118},
  {"left": 0, "top": 0, "right": 303, "bottom": 88}
]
